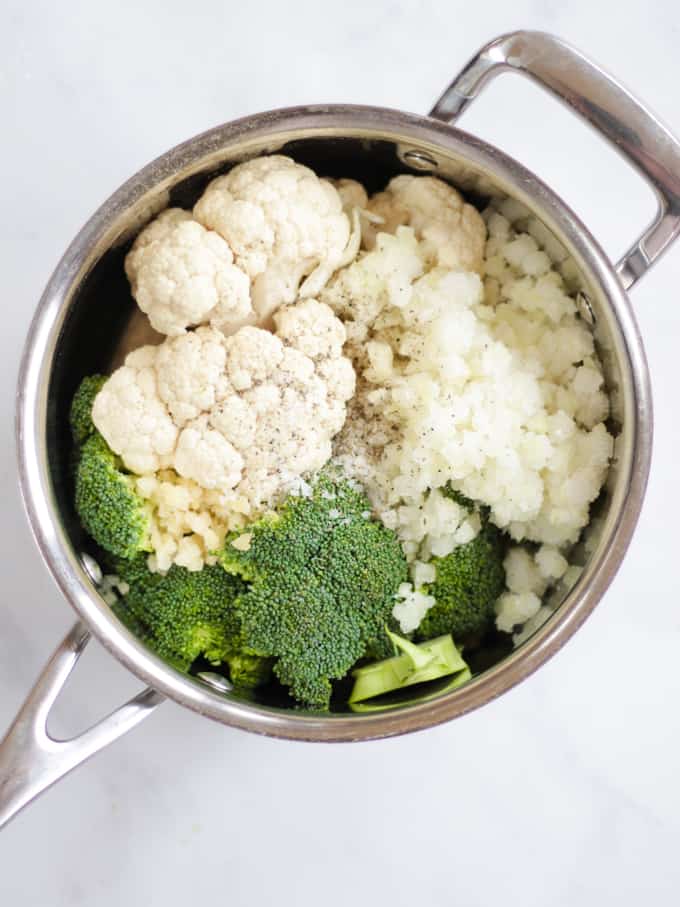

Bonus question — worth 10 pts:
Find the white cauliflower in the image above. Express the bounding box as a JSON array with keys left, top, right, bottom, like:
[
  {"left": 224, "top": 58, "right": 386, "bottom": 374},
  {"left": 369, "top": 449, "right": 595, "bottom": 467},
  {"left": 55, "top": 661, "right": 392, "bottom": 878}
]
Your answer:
[
  {"left": 326, "top": 199, "right": 612, "bottom": 561},
  {"left": 392, "top": 582, "right": 436, "bottom": 634},
  {"left": 320, "top": 227, "right": 425, "bottom": 352},
  {"left": 92, "top": 345, "right": 178, "bottom": 475},
  {"left": 224, "top": 326, "right": 284, "bottom": 390},
  {"left": 124, "top": 208, "right": 253, "bottom": 336},
  {"left": 154, "top": 326, "right": 229, "bottom": 425},
  {"left": 317, "top": 355, "right": 356, "bottom": 405},
  {"left": 331, "top": 178, "right": 369, "bottom": 213},
  {"left": 174, "top": 416, "right": 244, "bottom": 491},
  {"left": 193, "top": 156, "right": 359, "bottom": 322},
  {"left": 331, "top": 179, "right": 387, "bottom": 236},
  {"left": 363, "top": 175, "right": 486, "bottom": 273},
  {"left": 209, "top": 396, "right": 257, "bottom": 448},
  {"left": 274, "top": 298, "right": 346, "bottom": 360},
  {"left": 91, "top": 300, "right": 356, "bottom": 568},
  {"left": 495, "top": 591, "right": 542, "bottom": 634},
  {"left": 213, "top": 303, "right": 355, "bottom": 510}
]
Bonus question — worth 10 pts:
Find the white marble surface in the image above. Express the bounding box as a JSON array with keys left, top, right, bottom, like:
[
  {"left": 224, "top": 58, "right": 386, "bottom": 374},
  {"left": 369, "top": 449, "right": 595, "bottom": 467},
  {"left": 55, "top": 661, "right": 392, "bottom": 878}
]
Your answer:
[{"left": 2, "top": 1, "right": 680, "bottom": 903}]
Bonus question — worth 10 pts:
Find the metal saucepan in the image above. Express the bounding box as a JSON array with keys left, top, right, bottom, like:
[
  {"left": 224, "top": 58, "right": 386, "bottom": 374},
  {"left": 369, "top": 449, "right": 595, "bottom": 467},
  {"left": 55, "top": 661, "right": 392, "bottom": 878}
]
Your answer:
[{"left": 3, "top": 31, "right": 679, "bottom": 828}]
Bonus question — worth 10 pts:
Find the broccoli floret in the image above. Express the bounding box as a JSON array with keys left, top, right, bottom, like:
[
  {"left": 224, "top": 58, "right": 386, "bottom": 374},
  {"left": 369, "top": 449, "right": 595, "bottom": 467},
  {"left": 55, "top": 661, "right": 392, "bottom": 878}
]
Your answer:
[
  {"left": 70, "top": 375, "right": 107, "bottom": 445},
  {"left": 220, "top": 470, "right": 409, "bottom": 710},
  {"left": 362, "top": 616, "right": 404, "bottom": 662},
  {"left": 123, "top": 564, "right": 243, "bottom": 670},
  {"left": 70, "top": 375, "right": 151, "bottom": 559},
  {"left": 106, "top": 554, "right": 161, "bottom": 654},
  {"left": 417, "top": 523, "right": 506, "bottom": 642},
  {"left": 111, "top": 593, "right": 156, "bottom": 649},
  {"left": 75, "top": 433, "right": 151, "bottom": 559},
  {"left": 114, "top": 557, "right": 271, "bottom": 685},
  {"left": 109, "top": 551, "right": 157, "bottom": 591},
  {"left": 226, "top": 652, "right": 274, "bottom": 689}
]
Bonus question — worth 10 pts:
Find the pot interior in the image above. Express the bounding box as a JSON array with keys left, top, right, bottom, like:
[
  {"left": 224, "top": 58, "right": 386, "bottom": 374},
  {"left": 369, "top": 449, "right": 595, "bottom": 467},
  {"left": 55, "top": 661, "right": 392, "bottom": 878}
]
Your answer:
[{"left": 42, "top": 117, "right": 637, "bottom": 724}]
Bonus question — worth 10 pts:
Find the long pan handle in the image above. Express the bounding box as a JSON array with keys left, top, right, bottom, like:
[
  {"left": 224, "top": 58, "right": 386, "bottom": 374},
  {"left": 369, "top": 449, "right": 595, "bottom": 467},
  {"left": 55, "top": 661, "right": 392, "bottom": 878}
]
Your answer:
[{"left": 0, "top": 621, "right": 163, "bottom": 830}]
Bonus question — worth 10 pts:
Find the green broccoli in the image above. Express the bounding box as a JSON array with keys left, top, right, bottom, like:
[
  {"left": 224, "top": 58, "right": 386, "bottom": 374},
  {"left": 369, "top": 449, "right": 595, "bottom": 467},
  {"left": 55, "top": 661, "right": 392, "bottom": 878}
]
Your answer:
[
  {"left": 111, "top": 591, "right": 156, "bottom": 650},
  {"left": 122, "top": 563, "right": 244, "bottom": 670},
  {"left": 75, "top": 433, "right": 151, "bottom": 559},
  {"left": 226, "top": 652, "right": 274, "bottom": 689},
  {"left": 70, "top": 374, "right": 107, "bottom": 445},
  {"left": 350, "top": 630, "right": 469, "bottom": 708},
  {"left": 219, "top": 470, "right": 409, "bottom": 710},
  {"left": 109, "top": 550, "right": 158, "bottom": 592},
  {"left": 417, "top": 522, "right": 506, "bottom": 642},
  {"left": 70, "top": 375, "right": 151, "bottom": 560},
  {"left": 113, "top": 555, "right": 271, "bottom": 686}
]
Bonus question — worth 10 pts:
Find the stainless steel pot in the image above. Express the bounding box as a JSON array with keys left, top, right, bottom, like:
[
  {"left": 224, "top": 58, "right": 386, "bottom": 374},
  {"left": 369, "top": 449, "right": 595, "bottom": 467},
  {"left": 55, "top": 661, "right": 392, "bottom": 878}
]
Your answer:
[{"left": 3, "top": 31, "right": 678, "bottom": 829}]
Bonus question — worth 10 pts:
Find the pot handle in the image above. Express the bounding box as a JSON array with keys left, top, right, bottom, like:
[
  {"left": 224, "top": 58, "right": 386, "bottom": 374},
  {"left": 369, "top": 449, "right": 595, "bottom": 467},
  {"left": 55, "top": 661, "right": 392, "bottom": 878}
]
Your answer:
[
  {"left": 430, "top": 30, "right": 680, "bottom": 290},
  {"left": 0, "top": 621, "right": 164, "bottom": 829}
]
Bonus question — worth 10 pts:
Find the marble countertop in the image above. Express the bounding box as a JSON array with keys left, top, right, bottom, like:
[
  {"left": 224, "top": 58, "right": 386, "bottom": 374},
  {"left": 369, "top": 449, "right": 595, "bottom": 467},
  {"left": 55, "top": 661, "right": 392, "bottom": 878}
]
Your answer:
[{"left": 2, "top": 1, "right": 679, "bottom": 903}]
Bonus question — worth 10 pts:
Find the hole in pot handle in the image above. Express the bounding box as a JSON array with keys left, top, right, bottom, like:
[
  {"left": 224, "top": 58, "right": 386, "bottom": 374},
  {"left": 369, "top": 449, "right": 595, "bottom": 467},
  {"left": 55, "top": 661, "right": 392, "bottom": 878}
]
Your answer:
[
  {"left": 0, "top": 621, "right": 164, "bottom": 830},
  {"left": 429, "top": 30, "right": 680, "bottom": 290}
]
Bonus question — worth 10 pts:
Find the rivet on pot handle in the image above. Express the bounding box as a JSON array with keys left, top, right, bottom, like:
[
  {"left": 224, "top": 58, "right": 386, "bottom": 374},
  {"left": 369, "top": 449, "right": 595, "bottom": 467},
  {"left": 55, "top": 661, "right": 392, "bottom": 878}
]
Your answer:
[
  {"left": 430, "top": 30, "right": 680, "bottom": 290},
  {"left": 0, "top": 622, "right": 164, "bottom": 830}
]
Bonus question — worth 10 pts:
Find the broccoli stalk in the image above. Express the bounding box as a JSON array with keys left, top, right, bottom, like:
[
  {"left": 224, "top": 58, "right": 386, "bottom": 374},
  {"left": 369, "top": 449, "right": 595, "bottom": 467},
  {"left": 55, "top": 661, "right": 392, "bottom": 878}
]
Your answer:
[
  {"left": 349, "top": 630, "right": 468, "bottom": 706},
  {"left": 219, "top": 469, "right": 409, "bottom": 710}
]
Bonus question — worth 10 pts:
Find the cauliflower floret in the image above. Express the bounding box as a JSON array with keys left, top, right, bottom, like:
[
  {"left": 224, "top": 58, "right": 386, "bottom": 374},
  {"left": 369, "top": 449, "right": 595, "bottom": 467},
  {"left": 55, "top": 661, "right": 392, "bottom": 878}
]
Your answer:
[
  {"left": 363, "top": 175, "right": 486, "bottom": 273},
  {"left": 92, "top": 346, "right": 178, "bottom": 474},
  {"left": 193, "top": 156, "right": 359, "bottom": 322},
  {"left": 503, "top": 547, "right": 547, "bottom": 596},
  {"left": 331, "top": 190, "right": 612, "bottom": 563},
  {"left": 224, "top": 325, "right": 284, "bottom": 390},
  {"left": 209, "top": 395, "right": 257, "bottom": 448},
  {"left": 276, "top": 346, "right": 316, "bottom": 384},
  {"left": 316, "top": 356, "right": 356, "bottom": 403},
  {"left": 392, "top": 582, "right": 436, "bottom": 634},
  {"left": 91, "top": 298, "right": 355, "bottom": 521},
  {"left": 273, "top": 299, "right": 346, "bottom": 361},
  {"left": 204, "top": 300, "right": 355, "bottom": 510},
  {"left": 154, "top": 326, "right": 229, "bottom": 425},
  {"left": 320, "top": 399, "right": 350, "bottom": 436},
  {"left": 244, "top": 383, "right": 281, "bottom": 414},
  {"left": 320, "top": 227, "right": 426, "bottom": 349},
  {"left": 125, "top": 208, "right": 190, "bottom": 252},
  {"left": 331, "top": 178, "right": 369, "bottom": 213},
  {"left": 125, "top": 208, "right": 253, "bottom": 336},
  {"left": 495, "top": 591, "right": 542, "bottom": 633},
  {"left": 174, "top": 415, "right": 244, "bottom": 490},
  {"left": 535, "top": 545, "right": 569, "bottom": 581}
]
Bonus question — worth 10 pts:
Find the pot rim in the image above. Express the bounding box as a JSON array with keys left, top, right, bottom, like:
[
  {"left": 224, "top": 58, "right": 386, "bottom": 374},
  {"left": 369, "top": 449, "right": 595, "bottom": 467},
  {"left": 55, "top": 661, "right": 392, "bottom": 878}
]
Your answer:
[{"left": 16, "top": 103, "right": 652, "bottom": 742}]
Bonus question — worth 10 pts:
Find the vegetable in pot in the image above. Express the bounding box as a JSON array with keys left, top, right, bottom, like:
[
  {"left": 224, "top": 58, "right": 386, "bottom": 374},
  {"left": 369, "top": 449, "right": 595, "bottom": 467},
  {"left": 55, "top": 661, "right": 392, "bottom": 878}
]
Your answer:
[
  {"left": 417, "top": 523, "right": 507, "bottom": 643},
  {"left": 349, "top": 630, "right": 469, "bottom": 709},
  {"left": 72, "top": 375, "right": 152, "bottom": 560},
  {"left": 219, "top": 470, "right": 409, "bottom": 710},
  {"left": 112, "top": 554, "right": 271, "bottom": 687}
]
